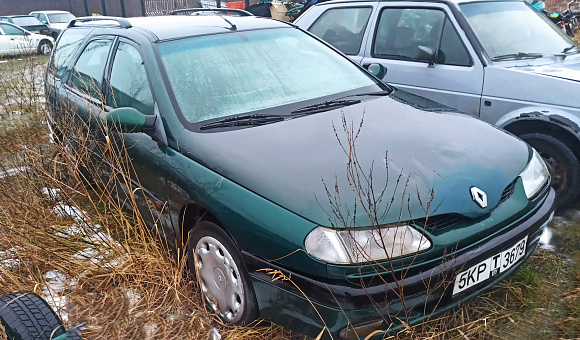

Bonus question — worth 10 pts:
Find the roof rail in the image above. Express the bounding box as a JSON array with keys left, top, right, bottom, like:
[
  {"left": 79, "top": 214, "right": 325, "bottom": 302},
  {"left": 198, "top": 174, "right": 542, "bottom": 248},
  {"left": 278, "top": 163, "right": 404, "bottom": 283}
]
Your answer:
[
  {"left": 68, "top": 16, "right": 132, "bottom": 28},
  {"left": 169, "top": 8, "right": 254, "bottom": 16}
]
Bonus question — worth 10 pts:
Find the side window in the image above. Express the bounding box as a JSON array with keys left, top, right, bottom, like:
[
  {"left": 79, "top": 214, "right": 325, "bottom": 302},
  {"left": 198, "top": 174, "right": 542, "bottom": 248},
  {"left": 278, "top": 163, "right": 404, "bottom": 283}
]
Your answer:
[
  {"left": 373, "top": 8, "right": 445, "bottom": 61},
  {"left": 39, "top": 13, "right": 48, "bottom": 23},
  {"left": 106, "top": 42, "right": 154, "bottom": 116},
  {"left": 49, "top": 29, "right": 91, "bottom": 79},
  {"left": 308, "top": 7, "right": 372, "bottom": 55},
  {"left": 438, "top": 19, "right": 472, "bottom": 66},
  {"left": 373, "top": 8, "right": 472, "bottom": 66},
  {"left": 0, "top": 24, "right": 25, "bottom": 36},
  {"left": 70, "top": 39, "right": 112, "bottom": 100}
]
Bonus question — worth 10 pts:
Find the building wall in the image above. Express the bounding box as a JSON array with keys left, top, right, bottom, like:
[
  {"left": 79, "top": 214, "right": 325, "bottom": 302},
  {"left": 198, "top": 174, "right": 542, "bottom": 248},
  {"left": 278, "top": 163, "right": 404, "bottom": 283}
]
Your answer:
[{"left": 0, "top": 0, "right": 146, "bottom": 17}]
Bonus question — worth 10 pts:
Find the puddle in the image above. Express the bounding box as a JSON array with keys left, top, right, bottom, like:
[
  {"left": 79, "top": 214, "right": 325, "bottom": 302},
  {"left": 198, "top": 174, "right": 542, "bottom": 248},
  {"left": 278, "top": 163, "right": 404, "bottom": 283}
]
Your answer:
[{"left": 539, "top": 209, "right": 579, "bottom": 252}]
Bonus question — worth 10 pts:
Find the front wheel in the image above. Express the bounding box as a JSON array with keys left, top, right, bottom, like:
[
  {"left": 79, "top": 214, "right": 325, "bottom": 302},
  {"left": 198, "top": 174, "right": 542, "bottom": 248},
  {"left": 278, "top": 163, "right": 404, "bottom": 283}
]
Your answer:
[
  {"left": 187, "top": 221, "right": 259, "bottom": 325},
  {"left": 520, "top": 133, "right": 580, "bottom": 211},
  {"left": 37, "top": 40, "right": 52, "bottom": 55}
]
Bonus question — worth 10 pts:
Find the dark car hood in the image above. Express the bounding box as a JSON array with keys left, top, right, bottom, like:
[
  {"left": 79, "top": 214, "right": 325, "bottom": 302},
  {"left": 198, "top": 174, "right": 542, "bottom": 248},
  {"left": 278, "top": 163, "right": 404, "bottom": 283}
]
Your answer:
[{"left": 178, "top": 92, "right": 530, "bottom": 227}]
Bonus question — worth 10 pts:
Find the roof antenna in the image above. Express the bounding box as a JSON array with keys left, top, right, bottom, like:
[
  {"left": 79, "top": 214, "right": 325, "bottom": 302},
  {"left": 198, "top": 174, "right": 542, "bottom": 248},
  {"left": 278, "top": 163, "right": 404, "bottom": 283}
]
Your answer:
[{"left": 215, "top": 11, "right": 237, "bottom": 31}]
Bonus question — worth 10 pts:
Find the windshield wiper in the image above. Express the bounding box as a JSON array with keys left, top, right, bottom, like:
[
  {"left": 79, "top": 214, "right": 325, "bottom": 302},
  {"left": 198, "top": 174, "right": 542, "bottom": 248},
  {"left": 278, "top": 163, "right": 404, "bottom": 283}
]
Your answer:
[
  {"left": 200, "top": 114, "right": 284, "bottom": 130},
  {"left": 562, "top": 45, "right": 580, "bottom": 54},
  {"left": 290, "top": 99, "right": 361, "bottom": 115},
  {"left": 353, "top": 90, "right": 391, "bottom": 97},
  {"left": 491, "top": 52, "right": 543, "bottom": 61}
]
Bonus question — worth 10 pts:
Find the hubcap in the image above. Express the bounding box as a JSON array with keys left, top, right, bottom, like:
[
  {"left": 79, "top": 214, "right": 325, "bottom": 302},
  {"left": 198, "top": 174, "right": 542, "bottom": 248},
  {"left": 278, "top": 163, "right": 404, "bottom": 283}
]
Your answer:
[
  {"left": 538, "top": 150, "right": 567, "bottom": 195},
  {"left": 194, "top": 236, "right": 244, "bottom": 323},
  {"left": 40, "top": 43, "right": 52, "bottom": 55}
]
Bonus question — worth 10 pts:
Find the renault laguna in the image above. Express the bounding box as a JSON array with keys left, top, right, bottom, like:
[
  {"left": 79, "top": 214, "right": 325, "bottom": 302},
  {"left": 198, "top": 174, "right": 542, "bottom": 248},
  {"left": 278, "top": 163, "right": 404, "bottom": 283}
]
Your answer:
[{"left": 46, "top": 15, "right": 555, "bottom": 339}]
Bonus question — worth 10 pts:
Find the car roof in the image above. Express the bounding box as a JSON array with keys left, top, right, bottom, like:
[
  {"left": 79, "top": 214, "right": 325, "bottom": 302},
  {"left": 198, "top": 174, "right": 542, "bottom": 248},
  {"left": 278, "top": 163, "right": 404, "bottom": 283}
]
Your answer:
[
  {"left": 72, "top": 15, "right": 291, "bottom": 41},
  {"left": 313, "top": 0, "right": 522, "bottom": 6},
  {"left": 4, "top": 15, "right": 36, "bottom": 18},
  {"left": 31, "top": 10, "right": 72, "bottom": 14}
]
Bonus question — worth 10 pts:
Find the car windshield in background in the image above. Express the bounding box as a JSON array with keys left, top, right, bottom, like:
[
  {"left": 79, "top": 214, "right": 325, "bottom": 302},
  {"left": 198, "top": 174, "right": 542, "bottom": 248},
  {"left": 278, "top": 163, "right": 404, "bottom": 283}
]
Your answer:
[
  {"left": 158, "top": 28, "right": 380, "bottom": 124},
  {"left": 48, "top": 13, "right": 75, "bottom": 23},
  {"left": 460, "top": 1, "right": 576, "bottom": 60},
  {"left": 12, "top": 16, "right": 43, "bottom": 26}
]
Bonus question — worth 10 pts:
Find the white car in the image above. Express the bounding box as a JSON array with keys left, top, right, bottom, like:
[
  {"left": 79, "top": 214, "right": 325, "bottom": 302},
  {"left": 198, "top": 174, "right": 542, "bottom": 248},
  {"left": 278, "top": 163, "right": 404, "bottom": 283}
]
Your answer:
[
  {"left": 0, "top": 21, "right": 54, "bottom": 56},
  {"left": 29, "top": 10, "right": 75, "bottom": 40}
]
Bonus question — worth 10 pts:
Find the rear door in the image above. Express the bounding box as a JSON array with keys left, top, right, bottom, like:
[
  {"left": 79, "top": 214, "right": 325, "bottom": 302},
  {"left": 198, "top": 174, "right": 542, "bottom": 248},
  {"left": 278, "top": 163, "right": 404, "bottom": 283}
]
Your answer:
[
  {"left": 360, "top": 3, "right": 484, "bottom": 116},
  {"left": 0, "top": 26, "right": 9, "bottom": 55}
]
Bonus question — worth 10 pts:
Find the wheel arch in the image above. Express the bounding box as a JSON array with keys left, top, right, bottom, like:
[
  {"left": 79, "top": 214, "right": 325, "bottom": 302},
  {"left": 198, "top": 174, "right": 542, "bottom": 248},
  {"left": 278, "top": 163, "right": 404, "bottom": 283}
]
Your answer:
[
  {"left": 179, "top": 203, "right": 229, "bottom": 248},
  {"left": 500, "top": 113, "right": 580, "bottom": 161}
]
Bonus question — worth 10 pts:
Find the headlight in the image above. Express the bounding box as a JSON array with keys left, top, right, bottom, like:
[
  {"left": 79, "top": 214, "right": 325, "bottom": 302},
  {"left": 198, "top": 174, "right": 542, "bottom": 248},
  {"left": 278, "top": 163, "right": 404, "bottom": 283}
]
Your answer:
[
  {"left": 305, "top": 224, "right": 431, "bottom": 264},
  {"left": 520, "top": 148, "right": 550, "bottom": 199}
]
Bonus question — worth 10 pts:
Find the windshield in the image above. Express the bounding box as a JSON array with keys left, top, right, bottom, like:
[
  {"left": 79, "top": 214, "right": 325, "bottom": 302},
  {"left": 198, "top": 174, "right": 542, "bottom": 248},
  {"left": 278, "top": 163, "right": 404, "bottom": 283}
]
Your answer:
[
  {"left": 47, "top": 13, "right": 75, "bottom": 23},
  {"left": 12, "top": 16, "right": 43, "bottom": 26},
  {"left": 158, "top": 28, "right": 381, "bottom": 124},
  {"left": 460, "top": 1, "right": 577, "bottom": 60}
]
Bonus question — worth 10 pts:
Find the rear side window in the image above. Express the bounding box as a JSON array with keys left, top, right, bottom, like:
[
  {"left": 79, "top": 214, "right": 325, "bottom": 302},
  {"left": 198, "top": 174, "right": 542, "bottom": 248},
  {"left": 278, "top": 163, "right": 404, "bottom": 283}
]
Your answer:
[
  {"left": 70, "top": 39, "right": 112, "bottom": 100},
  {"left": 107, "top": 42, "right": 154, "bottom": 116},
  {"left": 0, "top": 24, "right": 25, "bottom": 36},
  {"left": 308, "top": 7, "right": 372, "bottom": 55},
  {"left": 49, "top": 29, "right": 91, "bottom": 79}
]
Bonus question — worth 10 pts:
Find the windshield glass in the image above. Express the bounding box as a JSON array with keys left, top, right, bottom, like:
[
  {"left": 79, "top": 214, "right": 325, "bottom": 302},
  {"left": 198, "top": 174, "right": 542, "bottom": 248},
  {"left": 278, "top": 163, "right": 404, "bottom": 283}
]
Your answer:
[
  {"left": 460, "top": 1, "right": 576, "bottom": 60},
  {"left": 158, "top": 28, "right": 380, "bottom": 124},
  {"left": 48, "top": 13, "right": 75, "bottom": 23},
  {"left": 12, "top": 16, "right": 42, "bottom": 26}
]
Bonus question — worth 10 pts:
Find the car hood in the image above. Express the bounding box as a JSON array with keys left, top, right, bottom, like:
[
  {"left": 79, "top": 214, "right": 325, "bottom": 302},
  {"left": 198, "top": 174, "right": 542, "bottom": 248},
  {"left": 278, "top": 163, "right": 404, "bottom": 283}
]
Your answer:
[
  {"left": 178, "top": 91, "right": 530, "bottom": 227},
  {"left": 49, "top": 23, "right": 68, "bottom": 30},
  {"left": 514, "top": 58, "right": 580, "bottom": 82},
  {"left": 485, "top": 57, "right": 580, "bottom": 109}
]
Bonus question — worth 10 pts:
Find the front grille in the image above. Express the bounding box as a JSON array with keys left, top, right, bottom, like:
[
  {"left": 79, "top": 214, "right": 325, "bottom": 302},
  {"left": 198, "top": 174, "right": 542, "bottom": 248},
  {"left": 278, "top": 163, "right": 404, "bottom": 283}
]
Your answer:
[
  {"left": 500, "top": 181, "right": 516, "bottom": 203},
  {"left": 411, "top": 214, "right": 465, "bottom": 231}
]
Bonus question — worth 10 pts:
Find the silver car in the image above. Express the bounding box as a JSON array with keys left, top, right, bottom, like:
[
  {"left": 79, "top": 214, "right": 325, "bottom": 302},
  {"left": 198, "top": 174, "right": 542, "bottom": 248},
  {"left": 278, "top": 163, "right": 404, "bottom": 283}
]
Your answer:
[
  {"left": 29, "top": 10, "right": 75, "bottom": 40},
  {"left": 296, "top": 0, "right": 580, "bottom": 210}
]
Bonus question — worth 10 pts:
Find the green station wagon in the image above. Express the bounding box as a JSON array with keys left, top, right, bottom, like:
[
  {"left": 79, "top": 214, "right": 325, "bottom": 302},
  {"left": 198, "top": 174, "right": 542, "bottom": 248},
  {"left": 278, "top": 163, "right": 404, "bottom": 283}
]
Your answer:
[{"left": 46, "top": 15, "right": 555, "bottom": 339}]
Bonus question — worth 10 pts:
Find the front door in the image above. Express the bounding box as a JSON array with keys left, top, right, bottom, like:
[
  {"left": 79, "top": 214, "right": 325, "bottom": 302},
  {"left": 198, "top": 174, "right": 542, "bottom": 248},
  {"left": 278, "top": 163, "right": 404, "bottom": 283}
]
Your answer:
[{"left": 361, "top": 4, "right": 485, "bottom": 117}]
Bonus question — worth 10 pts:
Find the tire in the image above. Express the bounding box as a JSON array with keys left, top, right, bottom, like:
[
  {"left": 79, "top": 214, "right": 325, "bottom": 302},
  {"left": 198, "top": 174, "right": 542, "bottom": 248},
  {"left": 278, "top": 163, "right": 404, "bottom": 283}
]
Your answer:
[
  {"left": 520, "top": 133, "right": 580, "bottom": 211},
  {"left": 37, "top": 40, "right": 53, "bottom": 55},
  {"left": 0, "top": 292, "right": 65, "bottom": 340},
  {"left": 187, "top": 221, "right": 259, "bottom": 325}
]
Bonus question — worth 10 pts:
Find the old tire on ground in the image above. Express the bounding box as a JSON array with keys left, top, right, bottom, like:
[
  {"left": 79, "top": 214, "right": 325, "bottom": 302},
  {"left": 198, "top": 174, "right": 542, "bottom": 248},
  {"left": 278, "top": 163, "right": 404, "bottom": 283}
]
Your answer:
[
  {"left": 0, "top": 292, "right": 65, "bottom": 340},
  {"left": 37, "top": 40, "right": 53, "bottom": 55},
  {"left": 520, "top": 133, "right": 580, "bottom": 211},
  {"left": 187, "top": 221, "right": 259, "bottom": 325}
]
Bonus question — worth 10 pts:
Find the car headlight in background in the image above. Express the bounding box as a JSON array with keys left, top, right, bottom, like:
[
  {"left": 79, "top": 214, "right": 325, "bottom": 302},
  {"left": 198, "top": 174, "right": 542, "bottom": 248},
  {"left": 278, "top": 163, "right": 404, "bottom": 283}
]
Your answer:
[
  {"left": 305, "top": 224, "right": 431, "bottom": 264},
  {"left": 520, "top": 148, "right": 550, "bottom": 199}
]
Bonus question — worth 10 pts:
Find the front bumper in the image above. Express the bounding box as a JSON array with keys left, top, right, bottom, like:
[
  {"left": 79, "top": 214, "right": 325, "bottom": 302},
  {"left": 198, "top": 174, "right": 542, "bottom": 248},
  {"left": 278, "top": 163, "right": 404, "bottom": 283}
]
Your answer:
[{"left": 243, "top": 188, "right": 556, "bottom": 339}]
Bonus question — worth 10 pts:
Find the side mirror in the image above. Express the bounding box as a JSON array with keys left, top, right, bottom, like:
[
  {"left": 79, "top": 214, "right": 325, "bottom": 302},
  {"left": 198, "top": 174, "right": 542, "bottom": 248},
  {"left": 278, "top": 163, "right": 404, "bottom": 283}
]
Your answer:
[
  {"left": 366, "top": 63, "right": 387, "bottom": 79},
  {"left": 42, "top": 20, "right": 48, "bottom": 24},
  {"left": 24, "top": 31, "right": 31, "bottom": 36},
  {"left": 417, "top": 46, "right": 436, "bottom": 66},
  {"left": 106, "top": 107, "right": 156, "bottom": 133}
]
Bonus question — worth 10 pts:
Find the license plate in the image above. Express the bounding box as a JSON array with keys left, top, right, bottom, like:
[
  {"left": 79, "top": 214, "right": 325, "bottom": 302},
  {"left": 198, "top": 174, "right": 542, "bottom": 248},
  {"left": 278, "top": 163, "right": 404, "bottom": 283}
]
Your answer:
[{"left": 452, "top": 235, "right": 528, "bottom": 296}]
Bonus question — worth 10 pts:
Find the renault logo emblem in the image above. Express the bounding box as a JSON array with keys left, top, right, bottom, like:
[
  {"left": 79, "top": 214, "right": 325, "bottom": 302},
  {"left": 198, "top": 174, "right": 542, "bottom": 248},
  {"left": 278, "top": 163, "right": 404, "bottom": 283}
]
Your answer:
[{"left": 470, "top": 187, "right": 487, "bottom": 208}]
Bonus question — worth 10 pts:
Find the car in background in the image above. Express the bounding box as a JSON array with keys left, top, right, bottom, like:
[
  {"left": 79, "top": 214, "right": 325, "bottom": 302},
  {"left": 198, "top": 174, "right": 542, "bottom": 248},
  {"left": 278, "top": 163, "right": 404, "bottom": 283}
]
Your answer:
[
  {"left": 295, "top": 0, "right": 580, "bottom": 211},
  {"left": 29, "top": 11, "right": 76, "bottom": 40},
  {"left": 46, "top": 15, "right": 555, "bottom": 339},
  {"left": 0, "top": 15, "right": 50, "bottom": 36},
  {"left": 0, "top": 21, "right": 54, "bottom": 56}
]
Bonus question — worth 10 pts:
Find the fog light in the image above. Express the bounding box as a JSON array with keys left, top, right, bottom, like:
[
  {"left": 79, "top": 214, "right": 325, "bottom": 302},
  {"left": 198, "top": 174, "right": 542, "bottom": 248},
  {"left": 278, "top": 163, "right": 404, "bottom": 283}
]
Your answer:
[{"left": 339, "top": 319, "right": 384, "bottom": 339}]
